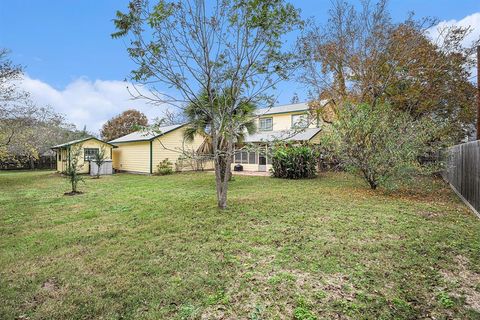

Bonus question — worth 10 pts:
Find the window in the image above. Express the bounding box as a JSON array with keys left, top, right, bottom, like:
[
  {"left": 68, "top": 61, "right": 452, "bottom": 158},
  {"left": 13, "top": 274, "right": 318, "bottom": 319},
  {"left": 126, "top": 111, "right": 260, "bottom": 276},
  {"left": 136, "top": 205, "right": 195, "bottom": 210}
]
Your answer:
[
  {"left": 234, "top": 150, "right": 257, "bottom": 164},
  {"left": 84, "top": 148, "right": 99, "bottom": 161},
  {"left": 58, "top": 152, "right": 62, "bottom": 161},
  {"left": 291, "top": 114, "right": 309, "bottom": 128},
  {"left": 259, "top": 117, "right": 273, "bottom": 131}
]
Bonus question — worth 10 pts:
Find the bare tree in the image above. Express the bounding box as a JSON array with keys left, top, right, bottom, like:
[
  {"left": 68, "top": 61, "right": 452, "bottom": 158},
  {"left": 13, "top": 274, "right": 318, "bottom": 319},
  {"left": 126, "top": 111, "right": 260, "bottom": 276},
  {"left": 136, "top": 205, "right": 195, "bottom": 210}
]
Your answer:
[
  {"left": 0, "top": 48, "right": 32, "bottom": 156},
  {"left": 0, "top": 49, "right": 78, "bottom": 164},
  {"left": 112, "top": 0, "right": 302, "bottom": 209},
  {"left": 0, "top": 48, "right": 25, "bottom": 105},
  {"left": 157, "top": 108, "right": 187, "bottom": 126}
]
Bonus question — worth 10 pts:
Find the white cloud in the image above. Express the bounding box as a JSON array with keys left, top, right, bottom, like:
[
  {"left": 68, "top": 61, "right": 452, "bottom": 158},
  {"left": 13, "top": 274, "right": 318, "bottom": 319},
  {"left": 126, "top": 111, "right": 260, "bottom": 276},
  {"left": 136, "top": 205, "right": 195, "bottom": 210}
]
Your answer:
[
  {"left": 18, "top": 75, "right": 173, "bottom": 134},
  {"left": 427, "top": 12, "right": 480, "bottom": 82},
  {"left": 427, "top": 12, "right": 480, "bottom": 47}
]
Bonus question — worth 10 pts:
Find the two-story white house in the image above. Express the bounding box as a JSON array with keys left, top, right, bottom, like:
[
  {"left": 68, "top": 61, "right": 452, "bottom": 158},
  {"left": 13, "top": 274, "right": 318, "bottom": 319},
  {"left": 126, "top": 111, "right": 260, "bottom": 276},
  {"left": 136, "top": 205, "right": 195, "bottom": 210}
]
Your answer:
[{"left": 233, "top": 101, "right": 327, "bottom": 172}]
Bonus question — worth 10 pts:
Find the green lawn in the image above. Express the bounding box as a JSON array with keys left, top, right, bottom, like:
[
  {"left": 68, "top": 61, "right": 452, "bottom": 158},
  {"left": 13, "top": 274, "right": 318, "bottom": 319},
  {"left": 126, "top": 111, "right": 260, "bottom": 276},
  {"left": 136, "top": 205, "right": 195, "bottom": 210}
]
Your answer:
[{"left": 1, "top": 171, "right": 479, "bottom": 319}]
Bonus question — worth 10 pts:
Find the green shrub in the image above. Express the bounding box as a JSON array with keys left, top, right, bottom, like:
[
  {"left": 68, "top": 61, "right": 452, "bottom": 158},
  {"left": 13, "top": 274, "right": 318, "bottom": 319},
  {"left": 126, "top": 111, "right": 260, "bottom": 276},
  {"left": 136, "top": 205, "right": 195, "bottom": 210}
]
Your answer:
[
  {"left": 271, "top": 144, "right": 319, "bottom": 179},
  {"left": 320, "top": 103, "right": 442, "bottom": 190},
  {"left": 156, "top": 158, "right": 173, "bottom": 175}
]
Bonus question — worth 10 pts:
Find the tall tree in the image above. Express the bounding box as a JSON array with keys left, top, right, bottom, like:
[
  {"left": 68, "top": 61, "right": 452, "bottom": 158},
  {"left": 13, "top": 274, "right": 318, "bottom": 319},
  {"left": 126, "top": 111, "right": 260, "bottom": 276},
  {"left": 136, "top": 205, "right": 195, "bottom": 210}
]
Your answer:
[
  {"left": 0, "top": 48, "right": 25, "bottom": 106},
  {"left": 112, "top": 0, "right": 302, "bottom": 209},
  {"left": 0, "top": 48, "right": 31, "bottom": 159},
  {"left": 101, "top": 109, "right": 148, "bottom": 141},
  {"left": 298, "top": 0, "right": 479, "bottom": 141},
  {"left": 0, "top": 49, "right": 76, "bottom": 165},
  {"left": 6, "top": 106, "right": 74, "bottom": 165}
]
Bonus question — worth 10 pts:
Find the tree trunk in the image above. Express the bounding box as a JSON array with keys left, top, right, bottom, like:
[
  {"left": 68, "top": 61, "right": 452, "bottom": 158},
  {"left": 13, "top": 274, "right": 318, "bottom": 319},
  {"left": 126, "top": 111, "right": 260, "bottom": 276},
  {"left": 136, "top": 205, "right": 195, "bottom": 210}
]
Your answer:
[
  {"left": 366, "top": 174, "right": 377, "bottom": 190},
  {"left": 362, "top": 169, "right": 378, "bottom": 190},
  {"left": 214, "top": 155, "right": 229, "bottom": 209},
  {"left": 71, "top": 172, "right": 78, "bottom": 193},
  {"left": 336, "top": 62, "right": 347, "bottom": 102},
  {"left": 213, "top": 139, "right": 233, "bottom": 209}
]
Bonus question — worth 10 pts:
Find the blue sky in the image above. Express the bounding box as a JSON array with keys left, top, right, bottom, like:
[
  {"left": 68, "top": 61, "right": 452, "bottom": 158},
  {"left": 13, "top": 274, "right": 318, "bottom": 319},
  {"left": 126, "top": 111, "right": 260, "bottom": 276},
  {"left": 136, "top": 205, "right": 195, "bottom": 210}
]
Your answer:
[{"left": 1, "top": 0, "right": 479, "bottom": 132}]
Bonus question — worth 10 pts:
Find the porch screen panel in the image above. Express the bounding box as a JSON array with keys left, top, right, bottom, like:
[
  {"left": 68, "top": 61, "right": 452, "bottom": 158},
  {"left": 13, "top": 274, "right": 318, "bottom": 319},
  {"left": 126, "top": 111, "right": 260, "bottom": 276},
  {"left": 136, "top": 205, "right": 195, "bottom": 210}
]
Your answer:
[
  {"left": 234, "top": 152, "right": 241, "bottom": 162},
  {"left": 241, "top": 151, "right": 248, "bottom": 164},
  {"left": 249, "top": 151, "right": 257, "bottom": 164},
  {"left": 234, "top": 150, "right": 258, "bottom": 164}
]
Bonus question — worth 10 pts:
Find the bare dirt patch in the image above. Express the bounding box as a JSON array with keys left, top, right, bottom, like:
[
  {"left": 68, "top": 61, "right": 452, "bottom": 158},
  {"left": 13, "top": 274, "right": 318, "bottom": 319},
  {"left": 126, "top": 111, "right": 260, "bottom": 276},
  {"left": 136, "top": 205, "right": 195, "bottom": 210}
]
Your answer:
[
  {"left": 23, "top": 278, "right": 67, "bottom": 313},
  {"left": 440, "top": 255, "right": 480, "bottom": 312},
  {"left": 41, "top": 278, "right": 59, "bottom": 292},
  {"left": 63, "top": 191, "right": 83, "bottom": 196},
  {"left": 418, "top": 211, "right": 441, "bottom": 219}
]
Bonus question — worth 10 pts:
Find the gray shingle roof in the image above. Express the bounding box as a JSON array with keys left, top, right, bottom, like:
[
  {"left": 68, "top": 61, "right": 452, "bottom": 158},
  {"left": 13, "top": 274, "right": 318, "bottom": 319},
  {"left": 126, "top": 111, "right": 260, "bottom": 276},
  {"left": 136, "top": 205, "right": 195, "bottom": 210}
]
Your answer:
[
  {"left": 108, "top": 124, "right": 185, "bottom": 144},
  {"left": 243, "top": 128, "right": 321, "bottom": 143},
  {"left": 254, "top": 100, "right": 331, "bottom": 116},
  {"left": 254, "top": 102, "right": 309, "bottom": 116}
]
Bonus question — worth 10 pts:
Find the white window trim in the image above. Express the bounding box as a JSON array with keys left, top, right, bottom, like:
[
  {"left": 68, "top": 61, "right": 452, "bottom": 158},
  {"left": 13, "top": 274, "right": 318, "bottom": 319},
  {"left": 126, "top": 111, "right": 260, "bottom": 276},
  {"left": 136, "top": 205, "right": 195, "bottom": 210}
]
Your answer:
[
  {"left": 291, "top": 113, "right": 309, "bottom": 129},
  {"left": 259, "top": 117, "right": 273, "bottom": 131}
]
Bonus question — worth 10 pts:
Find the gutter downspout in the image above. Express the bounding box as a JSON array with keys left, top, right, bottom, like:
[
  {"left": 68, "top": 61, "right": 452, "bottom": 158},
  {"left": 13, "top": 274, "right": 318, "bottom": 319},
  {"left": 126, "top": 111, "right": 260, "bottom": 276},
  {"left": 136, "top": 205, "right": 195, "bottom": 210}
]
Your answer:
[{"left": 149, "top": 140, "right": 153, "bottom": 175}]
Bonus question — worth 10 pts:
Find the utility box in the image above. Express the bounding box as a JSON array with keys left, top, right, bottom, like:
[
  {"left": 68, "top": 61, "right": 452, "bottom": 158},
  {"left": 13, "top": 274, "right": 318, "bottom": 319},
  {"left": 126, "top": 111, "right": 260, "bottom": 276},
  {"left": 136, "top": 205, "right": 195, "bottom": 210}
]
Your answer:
[{"left": 89, "top": 160, "right": 113, "bottom": 176}]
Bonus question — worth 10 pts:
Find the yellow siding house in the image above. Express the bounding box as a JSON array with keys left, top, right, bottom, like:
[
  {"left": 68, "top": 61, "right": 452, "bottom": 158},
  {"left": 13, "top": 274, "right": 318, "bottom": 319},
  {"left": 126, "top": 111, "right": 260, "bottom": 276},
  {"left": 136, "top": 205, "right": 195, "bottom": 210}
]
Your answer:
[
  {"left": 233, "top": 101, "right": 328, "bottom": 172},
  {"left": 110, "top": 124, "right": 206, "bottom": 174},
  {"left": 51, "top": 102, "right": 328, "bottom": 175},
  {"left": 51, "top": 137, "right": 115, "bottom": 174}
]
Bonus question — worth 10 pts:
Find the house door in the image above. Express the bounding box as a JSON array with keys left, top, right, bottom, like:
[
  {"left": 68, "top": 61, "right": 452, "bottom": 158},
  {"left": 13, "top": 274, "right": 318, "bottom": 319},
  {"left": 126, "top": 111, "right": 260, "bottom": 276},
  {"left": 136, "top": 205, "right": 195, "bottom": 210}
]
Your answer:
[{"left": 258, "top": 154, "right": 267, "bottom": 172}]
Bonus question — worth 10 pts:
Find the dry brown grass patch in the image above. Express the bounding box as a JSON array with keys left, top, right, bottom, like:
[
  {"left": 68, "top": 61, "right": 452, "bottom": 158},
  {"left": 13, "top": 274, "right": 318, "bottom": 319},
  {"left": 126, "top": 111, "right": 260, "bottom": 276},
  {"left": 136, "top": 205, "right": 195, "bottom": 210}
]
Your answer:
[{"left": 441, "top": 255, "right": 480, "bottom": 312}]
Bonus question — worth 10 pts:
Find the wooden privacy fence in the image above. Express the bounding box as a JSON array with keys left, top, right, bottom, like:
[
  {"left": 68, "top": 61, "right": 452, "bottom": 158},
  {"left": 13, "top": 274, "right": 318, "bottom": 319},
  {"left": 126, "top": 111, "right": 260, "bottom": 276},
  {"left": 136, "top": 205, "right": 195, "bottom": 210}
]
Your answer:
[{"left": 443, "top": 140, "right": 480, "bottom": 218}]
